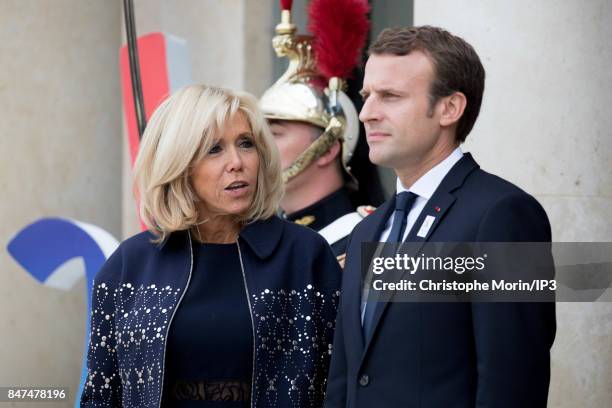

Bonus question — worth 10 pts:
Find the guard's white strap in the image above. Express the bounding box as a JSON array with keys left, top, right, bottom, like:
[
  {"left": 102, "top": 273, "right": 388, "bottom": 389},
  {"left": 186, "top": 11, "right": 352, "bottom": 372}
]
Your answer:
[{"left": 318, "top": 211, "right": 363, "bottom": 246}]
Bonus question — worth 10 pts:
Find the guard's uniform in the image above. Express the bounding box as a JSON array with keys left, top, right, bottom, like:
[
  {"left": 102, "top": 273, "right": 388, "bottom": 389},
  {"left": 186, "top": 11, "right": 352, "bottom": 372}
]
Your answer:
[
  {"left": 260, "top": 3, "right": 374, "bottom": 266},
  {"left": 286, "top": 188, "right": 358, "bottom": 256}
]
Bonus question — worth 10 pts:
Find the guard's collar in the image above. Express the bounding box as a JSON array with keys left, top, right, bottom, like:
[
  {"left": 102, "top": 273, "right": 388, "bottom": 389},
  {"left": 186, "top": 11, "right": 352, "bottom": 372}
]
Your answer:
[{"left": 286, "top": 188, "right": 354, "bottom": 231}]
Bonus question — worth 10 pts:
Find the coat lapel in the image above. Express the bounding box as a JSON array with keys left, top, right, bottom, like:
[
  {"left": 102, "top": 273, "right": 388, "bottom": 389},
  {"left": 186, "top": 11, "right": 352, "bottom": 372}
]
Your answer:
[{"left": 361, "top": 153, "right": 480, "bottom": 357}]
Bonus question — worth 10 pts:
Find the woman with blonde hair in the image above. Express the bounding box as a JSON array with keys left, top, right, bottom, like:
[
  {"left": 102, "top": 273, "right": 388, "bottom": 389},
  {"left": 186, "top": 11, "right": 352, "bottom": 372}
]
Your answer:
[{"left": 81, "top": 85, "right": 342, "bottom": 408}]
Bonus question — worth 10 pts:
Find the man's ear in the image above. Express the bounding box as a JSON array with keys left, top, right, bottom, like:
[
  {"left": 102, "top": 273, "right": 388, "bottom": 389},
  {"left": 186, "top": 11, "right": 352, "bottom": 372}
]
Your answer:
[
  {"left": 439, "top": 91, "right": 467, "bottom": 127},
  {"left": 316, "top": 140, "right": 341, "bottom": 167}
]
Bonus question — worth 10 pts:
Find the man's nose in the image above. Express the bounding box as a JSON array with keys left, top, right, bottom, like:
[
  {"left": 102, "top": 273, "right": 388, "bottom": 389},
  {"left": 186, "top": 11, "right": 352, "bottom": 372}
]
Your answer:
[{"left": 359, "top": 96, "right": 381, "bottom": 123}]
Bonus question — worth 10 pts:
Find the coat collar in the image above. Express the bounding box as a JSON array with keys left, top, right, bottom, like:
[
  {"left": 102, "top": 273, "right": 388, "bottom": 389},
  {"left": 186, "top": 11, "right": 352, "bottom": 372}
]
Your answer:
[
  {"left": 435, "top": 152, "right": 479, "bottom": 194},
  {"left": 158, "top": 216, "right": 283, "bottom": 260},
  {"left": 238, "top": 215, "right": 284, "bottom": 259}
]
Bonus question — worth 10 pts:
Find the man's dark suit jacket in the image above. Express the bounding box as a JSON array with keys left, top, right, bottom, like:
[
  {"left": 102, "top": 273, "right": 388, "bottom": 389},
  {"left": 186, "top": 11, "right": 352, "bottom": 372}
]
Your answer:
[{"left": 325, "top": 153, "right": 556, "bottom": 408}]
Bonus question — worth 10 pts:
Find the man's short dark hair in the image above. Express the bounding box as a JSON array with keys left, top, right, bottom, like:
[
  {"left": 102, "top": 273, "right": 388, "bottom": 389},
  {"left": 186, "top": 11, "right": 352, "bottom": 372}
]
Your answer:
[{"left": 369, "top": 26, "right": 485, "bottom": 143}]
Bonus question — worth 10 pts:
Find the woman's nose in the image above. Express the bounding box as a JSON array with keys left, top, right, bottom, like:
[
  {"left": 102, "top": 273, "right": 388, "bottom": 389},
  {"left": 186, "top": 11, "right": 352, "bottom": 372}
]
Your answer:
[{"left": 226, "top": 147, "right": 243, "bottom": 172}]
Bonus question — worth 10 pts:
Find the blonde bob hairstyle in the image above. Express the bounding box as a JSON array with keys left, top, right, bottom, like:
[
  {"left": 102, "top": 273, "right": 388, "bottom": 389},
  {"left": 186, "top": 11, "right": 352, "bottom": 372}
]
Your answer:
[{"left": 133, "top": 84, "right": 284, "bottom": 243}]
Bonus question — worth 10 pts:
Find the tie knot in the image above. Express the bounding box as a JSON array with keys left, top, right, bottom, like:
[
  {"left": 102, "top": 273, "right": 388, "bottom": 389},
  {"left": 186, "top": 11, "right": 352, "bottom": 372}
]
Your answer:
[{"left": 395, "top": 191, "right": 417, "bottom": 212}]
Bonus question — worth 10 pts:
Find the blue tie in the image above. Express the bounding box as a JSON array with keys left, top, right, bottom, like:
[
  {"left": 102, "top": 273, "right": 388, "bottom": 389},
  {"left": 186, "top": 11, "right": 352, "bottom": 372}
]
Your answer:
[
  {"left": 362, "top": 191, "right": 417, "bottom": 339},
  {"left": 386, "top": 191, "right": 418, "bottom": 243}
]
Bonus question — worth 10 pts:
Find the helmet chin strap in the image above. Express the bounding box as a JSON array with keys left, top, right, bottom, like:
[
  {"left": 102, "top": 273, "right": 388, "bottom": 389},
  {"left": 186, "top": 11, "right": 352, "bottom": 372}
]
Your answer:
[{"left": 282, "top": 116, "right": 344, "bottom": 184}]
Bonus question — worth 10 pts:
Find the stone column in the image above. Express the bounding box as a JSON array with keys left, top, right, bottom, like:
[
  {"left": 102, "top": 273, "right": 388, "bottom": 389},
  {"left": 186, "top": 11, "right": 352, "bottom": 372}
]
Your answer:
[
  {"left": 0, "top": 0, "right": 121, "bottom": 398},
  {"left": 414, "top": 1, "right": 612, "bottom": 405}
]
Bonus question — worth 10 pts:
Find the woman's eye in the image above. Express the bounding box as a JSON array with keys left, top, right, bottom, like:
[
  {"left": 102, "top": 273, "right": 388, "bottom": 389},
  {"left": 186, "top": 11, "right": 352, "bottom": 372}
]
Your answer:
[
  {"left": 208, "top": 144, "right": 222, "bottom": 154},
  {"left": 240, "top": 139, "right": 254, "bottom": 149}
]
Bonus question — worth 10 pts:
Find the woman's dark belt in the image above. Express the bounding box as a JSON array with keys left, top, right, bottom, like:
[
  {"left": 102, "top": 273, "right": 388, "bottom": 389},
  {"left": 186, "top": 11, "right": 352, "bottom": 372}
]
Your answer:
[{"left": 169, "top": 379, "right": 251, "bottom": 402}]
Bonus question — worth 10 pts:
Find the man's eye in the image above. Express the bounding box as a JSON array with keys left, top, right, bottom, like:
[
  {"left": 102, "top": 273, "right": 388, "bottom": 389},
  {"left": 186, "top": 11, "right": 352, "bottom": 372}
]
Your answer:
[
  {"left": 382, "top": 93, "right": 398, "bottom": 99},
  {"left": 270, "top": 128, "right": 284, "bottom": 138}
]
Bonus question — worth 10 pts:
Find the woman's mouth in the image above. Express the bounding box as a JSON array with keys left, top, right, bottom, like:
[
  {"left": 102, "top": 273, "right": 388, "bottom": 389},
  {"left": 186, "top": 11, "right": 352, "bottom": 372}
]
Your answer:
[{"left": 224, "top": 181, "right": 250, "bottom": 197}]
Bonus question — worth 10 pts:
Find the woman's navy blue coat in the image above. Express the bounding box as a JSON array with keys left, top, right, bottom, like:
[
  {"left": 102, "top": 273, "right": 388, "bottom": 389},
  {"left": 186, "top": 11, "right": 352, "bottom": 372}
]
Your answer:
[{"left": 81, "top": 216, "right": 342, "bottom": 408}]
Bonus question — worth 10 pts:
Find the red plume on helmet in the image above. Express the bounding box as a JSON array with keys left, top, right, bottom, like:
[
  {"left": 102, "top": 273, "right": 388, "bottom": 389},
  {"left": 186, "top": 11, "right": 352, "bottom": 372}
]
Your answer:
[
  {"left": 280, "top": 0, "right": 292, "bottom": 11},
  {"left": 261, "top": 0, "right": 369, "bottom": 187},
  {"left": 308, "top": 0, "right": 370, "bottom": 81}
]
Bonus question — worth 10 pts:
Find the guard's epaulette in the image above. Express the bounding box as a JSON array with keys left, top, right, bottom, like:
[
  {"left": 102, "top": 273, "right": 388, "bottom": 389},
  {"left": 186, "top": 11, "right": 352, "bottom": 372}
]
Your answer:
[
  {"left": 356, "top": 205, "right": 376, "bottom": 218},
  {"left": 294, "top": 215, "right": 316, "bottom": 226}
]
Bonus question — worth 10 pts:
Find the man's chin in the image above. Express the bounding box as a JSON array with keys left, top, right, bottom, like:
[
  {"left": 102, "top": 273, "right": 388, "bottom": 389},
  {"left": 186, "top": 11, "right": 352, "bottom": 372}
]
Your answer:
[{"left": 368, "top": 150, "right": 393, "bottom": 168}]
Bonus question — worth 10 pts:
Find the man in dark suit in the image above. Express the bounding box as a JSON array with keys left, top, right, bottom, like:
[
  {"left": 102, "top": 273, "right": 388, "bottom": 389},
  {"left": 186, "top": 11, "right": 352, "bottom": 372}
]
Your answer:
[{"left": 325, "top": 26, "right": 556, "bottom": 408}]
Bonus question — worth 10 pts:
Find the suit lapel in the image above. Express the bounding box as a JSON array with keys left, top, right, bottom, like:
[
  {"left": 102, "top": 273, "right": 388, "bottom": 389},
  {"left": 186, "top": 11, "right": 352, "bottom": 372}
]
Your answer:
[
  {"left": 345, "top": 199, "right": 395, "bottom": 355},
  {"left": 360, "top": 153, "right": 480, "bottom": 358}
]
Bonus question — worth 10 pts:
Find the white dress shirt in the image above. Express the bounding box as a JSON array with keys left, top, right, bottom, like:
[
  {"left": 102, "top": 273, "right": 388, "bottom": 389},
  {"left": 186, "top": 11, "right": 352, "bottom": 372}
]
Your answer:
[{"left": 378, "top": 147, "right": 464, "bottom": 242}]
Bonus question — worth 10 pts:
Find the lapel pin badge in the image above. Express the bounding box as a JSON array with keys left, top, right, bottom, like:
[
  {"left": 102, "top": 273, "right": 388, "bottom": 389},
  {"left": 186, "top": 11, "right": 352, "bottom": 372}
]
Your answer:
[{"left": 417, "top": 215, "right": 436, "bottom": 238}]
